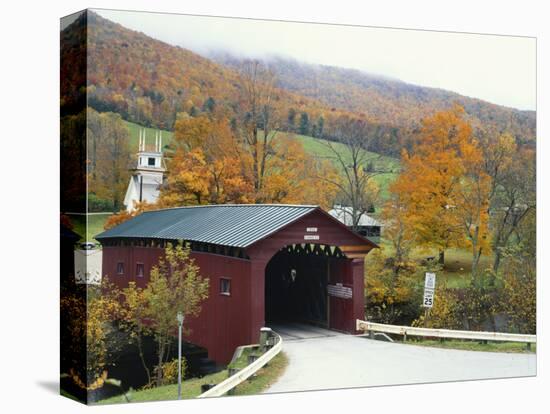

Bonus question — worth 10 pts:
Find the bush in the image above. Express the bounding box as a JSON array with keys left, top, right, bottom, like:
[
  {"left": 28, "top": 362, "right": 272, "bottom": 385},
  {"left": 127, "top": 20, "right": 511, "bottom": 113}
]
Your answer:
[
  {"left": 461, "top": 272, "right": 501, "bottom": 331},
  {"left": 494, "top": 247, "right": 536, "bottom": 334},
  {"left": 365, "top": 249, "right": 424, "bottom": 325},
  {"left": 88, "top": 193, "right": 114, "bottom": 212},
  {"left": 153, "top": 358, "right": 187, "bottom": 386},
  {"left": 412, "top": 284, "right": 464, "bottom": 329}
]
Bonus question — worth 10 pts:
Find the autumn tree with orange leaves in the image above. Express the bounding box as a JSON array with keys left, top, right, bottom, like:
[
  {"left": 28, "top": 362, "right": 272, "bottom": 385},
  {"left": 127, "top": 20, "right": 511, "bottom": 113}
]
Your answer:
[
  {"left": 160, "top": 114, "right": 253, "bottom": 206},
  {"left": 234, "top": 60, "right": 279, "bottom": 200},
  {"left": 104, "top": 201, "right": 156, "bottom": 230},
  {"left": 258, "top": 135, "right": 340, "bottom": 209},
  {"left": 455, "top": 132, "right": 492, "bottom": 278},
  {"left": 157, "top": 63, "right": 340, "bottom": 210},
  {"left": 390, "top": 106, "right": 491, "bottom": 278}
]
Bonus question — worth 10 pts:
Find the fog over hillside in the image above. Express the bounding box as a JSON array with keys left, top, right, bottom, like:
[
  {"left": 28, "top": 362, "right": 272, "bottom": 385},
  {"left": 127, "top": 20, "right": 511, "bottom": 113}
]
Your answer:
[{"left": 94, "top": 8, "right": 536, "bottom": 111}]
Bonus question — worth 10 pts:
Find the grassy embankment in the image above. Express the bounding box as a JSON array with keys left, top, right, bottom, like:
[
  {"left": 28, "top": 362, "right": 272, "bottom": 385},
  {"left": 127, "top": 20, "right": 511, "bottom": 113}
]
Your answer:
[
  {"left": 97, "top": 351, "right": 288, "bottom": 404},
  {"left": 404, "top": 338, "right": 535, "bottom": 354},
  {"left": 372, "top": 243, "right": 495, "bottom": 290},
  {"left": 124, "top": 120, "right": 174, "bottom": 151},
  {"left": 290, "top": 132, "right": 400, "bottom": 200},
  {"left": 125, "top": 121, "right": 400, "bottom": 201},
  {"left": 66, "top": 213, "right": 112, "bottom": 242}
]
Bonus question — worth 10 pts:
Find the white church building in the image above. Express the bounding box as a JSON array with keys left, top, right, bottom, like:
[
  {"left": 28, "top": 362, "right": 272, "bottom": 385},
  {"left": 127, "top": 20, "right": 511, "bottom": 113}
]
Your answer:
[{"left": 123, "top": 129, "right": 166, "bottom": 212}]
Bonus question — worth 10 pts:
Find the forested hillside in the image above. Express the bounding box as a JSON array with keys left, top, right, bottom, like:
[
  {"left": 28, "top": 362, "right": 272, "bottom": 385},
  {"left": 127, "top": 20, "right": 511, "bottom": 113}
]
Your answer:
[
  {"left": 74, "top": 12, "right": 335, "bottom": 130},
  {"left": 213, "top": 54, "right": 536, "bottom": 146},
  {"left": 61, "top": 11, "right": 535, "bottom": 160}
]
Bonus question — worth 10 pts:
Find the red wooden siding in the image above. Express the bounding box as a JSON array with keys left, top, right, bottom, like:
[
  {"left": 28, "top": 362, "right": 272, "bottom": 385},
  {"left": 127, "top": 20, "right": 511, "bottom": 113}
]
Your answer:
[
  {"left": 103, "top": 247, "right": 253, "bottom": 363},
  {"left": 101, "top": 207, "right": 373, "bottom": 364}
]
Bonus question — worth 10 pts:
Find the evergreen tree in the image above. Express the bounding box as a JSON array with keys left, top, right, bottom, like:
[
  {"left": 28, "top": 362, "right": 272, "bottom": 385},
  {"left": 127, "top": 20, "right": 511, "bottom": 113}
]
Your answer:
[
  {"left": 317, "top": 116, "right": 325, "bottom": 138},
  {"left": 189, "top": 106, "right": 199, "bottom": 117},
  {"left": 311, "top": 124, "right": 318, "bottom": 137},
  {"left": 287, "top": 108, "right": 297, "bottom": 132},
  {"left": 202, "top": 97, "right": 216, "bottom": 113},
  {"left": 299, "top": 112, "right": 310, "bottom": 136}
]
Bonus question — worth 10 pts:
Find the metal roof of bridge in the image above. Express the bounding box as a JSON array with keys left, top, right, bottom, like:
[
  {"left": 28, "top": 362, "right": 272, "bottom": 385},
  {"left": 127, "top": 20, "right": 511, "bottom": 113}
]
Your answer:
[{"left": 96, "top": 204, "right": 318, "bottom": 248}]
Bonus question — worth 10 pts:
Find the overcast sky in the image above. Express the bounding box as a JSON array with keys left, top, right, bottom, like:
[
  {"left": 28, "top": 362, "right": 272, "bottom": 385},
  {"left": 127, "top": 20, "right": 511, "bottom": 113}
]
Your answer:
[{"left": 94, "top": 9, "right": 536, "bottom": 111}]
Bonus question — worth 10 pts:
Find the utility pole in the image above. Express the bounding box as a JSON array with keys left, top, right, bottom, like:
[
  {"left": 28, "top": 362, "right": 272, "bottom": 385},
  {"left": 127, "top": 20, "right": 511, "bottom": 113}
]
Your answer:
[{"left": 177, "top": 311, "right": 184, "bottom": 399}]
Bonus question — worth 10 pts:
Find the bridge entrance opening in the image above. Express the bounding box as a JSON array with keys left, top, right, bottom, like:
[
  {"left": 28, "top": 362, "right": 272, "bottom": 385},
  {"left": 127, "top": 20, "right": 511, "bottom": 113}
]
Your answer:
[{"left": 265, "top": 244, "right": 347, "bottom": 328}]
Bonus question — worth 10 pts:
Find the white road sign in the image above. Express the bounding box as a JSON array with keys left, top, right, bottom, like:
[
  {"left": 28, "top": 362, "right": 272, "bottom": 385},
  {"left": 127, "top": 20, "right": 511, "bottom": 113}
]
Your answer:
[
  {"left": 425, "top": 272, "right": 436, "bottom": 289},
  {"left": 423, "top": 289, "right": 434, "bottom": 308},
  {"left": 423, "top": 272, "right": 436, "bottom": 308}
]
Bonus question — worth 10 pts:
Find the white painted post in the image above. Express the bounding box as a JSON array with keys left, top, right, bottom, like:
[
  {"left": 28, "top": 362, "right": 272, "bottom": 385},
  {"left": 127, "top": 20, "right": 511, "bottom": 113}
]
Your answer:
[{"left": 177, "top": 312, "right": 184, "bottom": 399}]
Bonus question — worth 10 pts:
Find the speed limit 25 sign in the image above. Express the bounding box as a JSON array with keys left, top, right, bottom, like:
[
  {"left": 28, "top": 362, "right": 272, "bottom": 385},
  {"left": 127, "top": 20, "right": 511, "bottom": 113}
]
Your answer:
[
  {"left": 423, "top": 272, "right": 436, "bottom": 308},
  {"left": 423, "top": 289, "right": 434, "bottom": 308}
]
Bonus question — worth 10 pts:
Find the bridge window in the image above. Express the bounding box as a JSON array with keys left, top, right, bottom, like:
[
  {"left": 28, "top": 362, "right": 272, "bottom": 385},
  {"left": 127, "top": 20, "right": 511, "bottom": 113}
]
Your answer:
[
  {"left": 136, "top": 263, "right": 144, "bottom": 278},
  {"left": 116, "top": 262, "right": 124, "bottom": 275},
  {"left": 220, "top": 278, "right": 231, "bottom": 296},
  {"left": 148, "top": 157, "right": 155, "bottom": 166}
]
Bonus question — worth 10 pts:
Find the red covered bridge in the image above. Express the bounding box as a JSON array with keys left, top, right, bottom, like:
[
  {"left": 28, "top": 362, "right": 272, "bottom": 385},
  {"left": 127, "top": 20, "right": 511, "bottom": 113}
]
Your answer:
[{"left": 97, "top": 204, "right": 376, "bottom": 363}]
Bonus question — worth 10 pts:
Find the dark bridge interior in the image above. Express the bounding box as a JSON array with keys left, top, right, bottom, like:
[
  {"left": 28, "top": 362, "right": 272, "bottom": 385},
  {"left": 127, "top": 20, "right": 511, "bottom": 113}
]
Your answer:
[{"left": 265, "top": 244, "right": 346, "bottom": 327}]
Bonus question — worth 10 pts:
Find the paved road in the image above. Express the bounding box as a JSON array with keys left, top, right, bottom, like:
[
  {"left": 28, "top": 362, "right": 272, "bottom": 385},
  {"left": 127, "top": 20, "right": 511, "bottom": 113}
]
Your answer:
[{"left": 265, "top": 323, "right": 536, "bottom": 394}]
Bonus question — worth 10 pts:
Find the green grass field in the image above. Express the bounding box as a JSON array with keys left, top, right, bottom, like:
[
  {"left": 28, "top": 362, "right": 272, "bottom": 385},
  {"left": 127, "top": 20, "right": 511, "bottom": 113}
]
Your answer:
[
  {"left": 288, "top": 132, "right": 400, "bottom": 199},
  {"left": 97, "top": 351, "right": 288, "bottom": 404},
  {"left": 67, "top": 213, "right": 112, "bottom": 242},
  {"left": 414, "top": 247, "right": 493, "bottom": 289},
  {"left": 97, "top": 369, "right": 228, "bottom": 404},
  {"left": 124, "top": 120, "right": 174, "bottom": 152},
  {"left": 257, "top": 130, "right": 400, "bottom": 200},
  {"left": 431, "top": 248, "right": 493, "bottom": 288},
  {"left": 374, "top": 241, "right": 494, "bottom": 289},
  {"left": 123, "top": 120, "right": 400, "bottom": 201},
  {"left": 407, "top": 338, "right": 535, "bottom": 354},
  {"left": 232, "top": 351, "right": 288, "bottom": 396}
]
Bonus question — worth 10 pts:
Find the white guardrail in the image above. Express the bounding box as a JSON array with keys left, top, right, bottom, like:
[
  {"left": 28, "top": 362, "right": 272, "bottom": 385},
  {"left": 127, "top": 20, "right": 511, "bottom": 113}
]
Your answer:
[
  {"left": 356, "top": 320, "right": 536, "bottom": 344},
  {"left": 197, "top": 332, "right": 283, "bottom": 398}
]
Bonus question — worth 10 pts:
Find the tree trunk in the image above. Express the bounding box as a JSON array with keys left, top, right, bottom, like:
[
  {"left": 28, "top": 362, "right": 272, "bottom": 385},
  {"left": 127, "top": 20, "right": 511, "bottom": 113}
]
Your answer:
[
  {"left": 472, "top": 253, "right": 480, "bottom": 281},
  {"left": 156, "top": 337, "right": 165, "bottom": 387},
  {"left": 438, "top": 250, "right": 445, "bottom": 265},
  {"left": 137, "top": 333, "right": 151, "bottom": 385},
  {"left": 492, "top": 251, "right": 502, "bottom": 274}
]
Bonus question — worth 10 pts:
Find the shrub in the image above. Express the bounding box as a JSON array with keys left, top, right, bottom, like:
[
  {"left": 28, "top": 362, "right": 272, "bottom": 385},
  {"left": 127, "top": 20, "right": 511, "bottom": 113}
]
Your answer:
[
  {"left": 88, "top": 193, "right": 114, "bottom": 212},
  {"left": 494, "top": 247, "right": 536, "bottom": 334},
  {"left": 412, "top": 284, "right": 464, "bottom": 329},
  {"left": 153, "top": 358, "right": 187, "bottom": 386},
  {"left": 365, "top": 249, "right": 424, "bottom": 325}
]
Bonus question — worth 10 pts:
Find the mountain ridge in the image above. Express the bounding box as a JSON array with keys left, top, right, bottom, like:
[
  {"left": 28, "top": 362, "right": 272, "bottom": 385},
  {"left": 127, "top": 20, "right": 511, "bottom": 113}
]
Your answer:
[
  {"left": 61, "top": 11, "right": 536, "bottom": 158},
  {"left": 211, "top": 52, "right": 535, "bottom": 138}
]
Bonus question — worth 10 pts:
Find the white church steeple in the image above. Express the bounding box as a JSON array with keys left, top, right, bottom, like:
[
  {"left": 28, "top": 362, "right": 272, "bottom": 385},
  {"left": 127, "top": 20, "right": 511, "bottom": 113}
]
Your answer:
[{"left": 123, "top": 128, "right": 166, "bottom": 212}]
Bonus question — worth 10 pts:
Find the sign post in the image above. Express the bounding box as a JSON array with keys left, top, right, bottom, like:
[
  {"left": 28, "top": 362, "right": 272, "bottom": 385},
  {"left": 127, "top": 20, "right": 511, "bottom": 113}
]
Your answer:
[
  {"left": 176, "top": 311, "right": 184, "bottom": 399},
  {"left": 423, "top": 272, "right": 436, "bottom": 307},
  {"left": 422, "top": 272, "right": 436, "bottom": 327}
]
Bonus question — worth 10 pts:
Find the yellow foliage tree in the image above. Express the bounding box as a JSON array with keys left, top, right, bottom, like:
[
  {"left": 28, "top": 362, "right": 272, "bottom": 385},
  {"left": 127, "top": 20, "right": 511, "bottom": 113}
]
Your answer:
[
  {"left": 162, "top": 115, "right": 254, "bottom": 205},
  {"left": 143, "top": 243, "right": 209, "bottom": 386},
  {"left": 455, "top": 135, "right": 492, "bottom": 278},
  {"left": 163, "top": 112, "right": 339, "bottom": 209},
  {"left": 391, "top": 105, "right": 479, "bottom": 265},
  {"left": 259, "top": 136, "right": 340, "bottom": 209},
  {"left": 87, "top": 109, "right": 132, "bottom": 211},
  {"left": 103, "top": 201, "right": 155, "bottom": 230},
  {"left": 61, "top": 279, "right": 125, "bottom": 392},
  {"left": 365, "top": 248, "right": 422, "bottom": 324}
]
